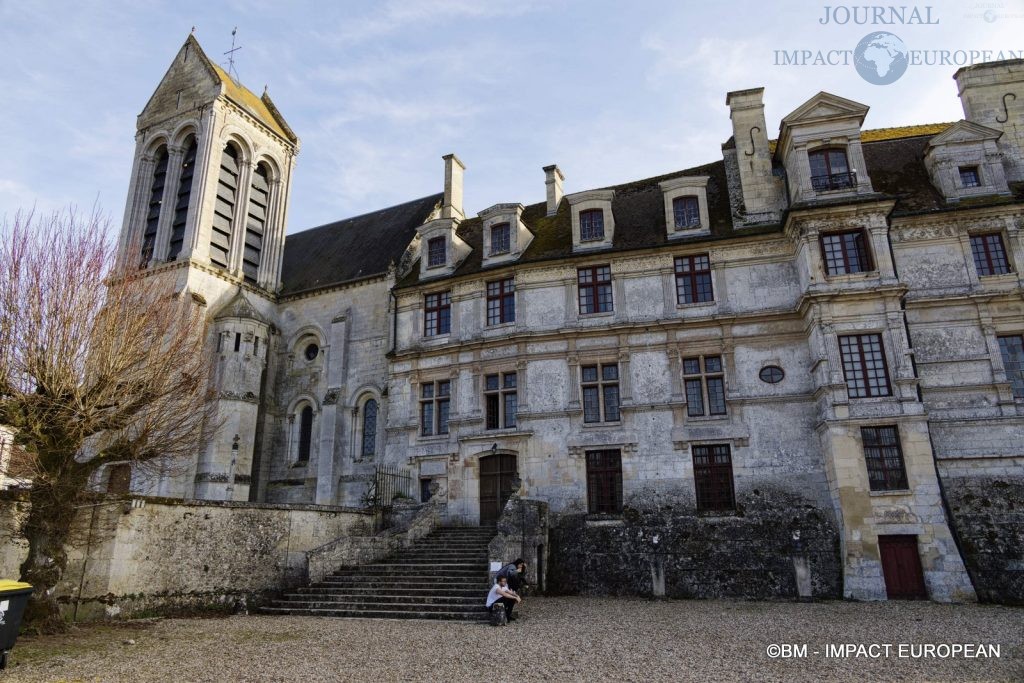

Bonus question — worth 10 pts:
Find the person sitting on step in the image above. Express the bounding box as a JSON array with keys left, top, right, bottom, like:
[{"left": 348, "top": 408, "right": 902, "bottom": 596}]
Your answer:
[
  {"left": 486, "top": 575, "right": 521, "bottom": 622},
  {"left": 496, "top": 558, "right": 528, "bottom": 594}
]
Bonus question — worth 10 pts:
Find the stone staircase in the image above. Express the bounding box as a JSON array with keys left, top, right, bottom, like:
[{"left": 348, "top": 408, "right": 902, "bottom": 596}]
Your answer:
[{"left": 262, "top": 526, "right": 495, "bottom": 621}]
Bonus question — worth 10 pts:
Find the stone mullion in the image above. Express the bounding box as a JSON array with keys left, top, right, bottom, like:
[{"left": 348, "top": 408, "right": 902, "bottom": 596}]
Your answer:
[
  {"left": 152, "top": 146, "right": 185, "bottom": 263},
  {"left": 229, "top": 160, "right": 256, "bottom": 277}
]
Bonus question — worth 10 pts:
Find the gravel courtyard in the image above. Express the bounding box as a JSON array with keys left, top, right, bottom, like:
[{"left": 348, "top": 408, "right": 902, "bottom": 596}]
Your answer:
[{"left": 4, "top": 597, "right": 1022, "bottom": 682}]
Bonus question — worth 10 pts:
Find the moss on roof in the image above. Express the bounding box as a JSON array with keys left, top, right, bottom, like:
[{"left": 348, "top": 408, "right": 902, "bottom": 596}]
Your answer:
[
  {"left": 767, "top": 122, "right": 954, "bottom": 153},
  {"left": 210, "top": 62, "right": 295, "bottom": 142}
]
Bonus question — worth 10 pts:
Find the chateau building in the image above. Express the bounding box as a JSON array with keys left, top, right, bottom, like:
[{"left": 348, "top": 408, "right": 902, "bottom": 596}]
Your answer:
[{"left": 114, "top": 36, "right": 1023, "bottom": 603}]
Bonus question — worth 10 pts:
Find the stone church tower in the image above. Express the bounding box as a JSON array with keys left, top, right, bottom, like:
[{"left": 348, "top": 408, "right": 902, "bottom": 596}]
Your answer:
[{"left": 115, "top": 34, "right": 298, "bottom": 500}]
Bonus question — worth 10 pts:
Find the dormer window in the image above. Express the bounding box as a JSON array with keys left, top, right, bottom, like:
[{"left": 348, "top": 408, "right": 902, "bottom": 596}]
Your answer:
[
  {"left": 809, "top": 148, "right": 855, "bottom": 192},
  {"left": 490, "top": 223, "right": 511, "bottom": 255},
  {"left": 673, "top": 196, "right": 700, "bottom": 229},
  {"left": 959, "top": 166, "right": 981, "bottom": 188},
  {"left": 427, "top": 236, "right": 446, "bottom": 268},
  {"left": 580, "top": 209, "right": 605, "bottom": 242}
]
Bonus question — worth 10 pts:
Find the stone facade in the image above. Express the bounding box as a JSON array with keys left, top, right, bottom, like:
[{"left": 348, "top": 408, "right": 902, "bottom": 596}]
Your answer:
[{"left": 104, "top": 38, "right": 1024, "bottom": 604}]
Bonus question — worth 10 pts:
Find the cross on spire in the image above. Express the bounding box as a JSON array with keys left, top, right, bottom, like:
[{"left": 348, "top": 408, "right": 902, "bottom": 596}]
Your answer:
[{"left": 224, "top": 27, "right": 242, "bottom": 82}]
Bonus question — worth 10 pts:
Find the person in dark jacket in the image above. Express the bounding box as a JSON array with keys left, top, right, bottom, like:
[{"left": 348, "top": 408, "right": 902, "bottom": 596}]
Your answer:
[{"left": 496, "top": 558, "right": 527, "bottom": 593}]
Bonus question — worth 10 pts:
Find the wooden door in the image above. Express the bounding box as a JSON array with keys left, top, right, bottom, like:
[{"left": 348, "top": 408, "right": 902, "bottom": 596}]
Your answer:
[
  {"left": 479, "top": 454, "right": 517, "bottom": 526},
  {"left": 878, "top": 535, "right": 927, "bottom": 599}
]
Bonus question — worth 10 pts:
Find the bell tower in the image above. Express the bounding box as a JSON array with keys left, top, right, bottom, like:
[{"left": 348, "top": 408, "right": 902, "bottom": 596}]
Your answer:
[
  {"left": 117, "top": 34, "right": 299, "bottom": 501},
  {"left": 116, "top": 33, "right": 299, "bottom": 293}
]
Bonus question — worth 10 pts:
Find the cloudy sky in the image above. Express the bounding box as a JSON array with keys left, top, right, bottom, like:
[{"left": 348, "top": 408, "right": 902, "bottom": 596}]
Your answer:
[{"left": 0, "top": 0, "right": 1021, "bottom": 233}]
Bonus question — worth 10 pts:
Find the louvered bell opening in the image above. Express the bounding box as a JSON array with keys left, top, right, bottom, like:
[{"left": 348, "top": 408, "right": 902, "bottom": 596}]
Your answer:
[
  {"left": 210, "top": 143, "right": 239, "bottom": 270},
  {"left": 167, "top": 138, "right": 197, "bottom": 261},
  {"left": 140, "top": 146, "right": 169, "bottom": 267},
  {"left": 243, "top": 163, "right": 269, "bottom": 284}
]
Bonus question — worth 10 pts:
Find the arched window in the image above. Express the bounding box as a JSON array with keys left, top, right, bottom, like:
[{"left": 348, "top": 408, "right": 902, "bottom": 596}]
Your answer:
[
  {"left": 361, "top": 399, "right": 378, "bottom": 458},
  {"left": 297, "top": 405, "right": 313, "bottom": 463},
  {"left": 210, "top": 143, "right": 240, "bottom": 269},
  {"left": 167, "top": 136, "right": 197, "bottom": 261},
  {"left": 140, "top": 146, "right": 169, "bottom": 267},
  {"left": 243, "top": 162, "right": 270, "bottom": 285}
]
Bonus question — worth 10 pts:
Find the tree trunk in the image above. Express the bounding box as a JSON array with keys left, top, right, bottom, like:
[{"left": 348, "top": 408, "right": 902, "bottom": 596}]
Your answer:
[{"left": 19, "top": 484, "right": 75, "bottom": 634}]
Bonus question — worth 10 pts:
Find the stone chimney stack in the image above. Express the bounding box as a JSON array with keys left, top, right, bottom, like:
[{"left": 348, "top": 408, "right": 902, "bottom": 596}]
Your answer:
[
  {"left": 726, "top": 87, "right": 784, "bottom": 225},
  {"left": 954, "top": 59, "right": 1024, "bottom": 182},
  {"left": 543, "top": 164, "right": 564, "bottom": 216},
  {"left": 442, "top": 153, "right": 465, "bottom": 220}
]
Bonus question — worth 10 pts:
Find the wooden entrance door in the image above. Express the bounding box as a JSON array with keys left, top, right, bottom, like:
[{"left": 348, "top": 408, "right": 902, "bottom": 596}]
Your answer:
[
  {"left": 479, "top": 453, "right": 517, "bottom": 526},
  {"left": 878, "top": 534, "right": 927, "bottom": 599}
]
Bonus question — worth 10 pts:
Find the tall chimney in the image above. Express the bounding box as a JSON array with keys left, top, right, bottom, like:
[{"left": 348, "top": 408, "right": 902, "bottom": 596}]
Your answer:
[
  {"left": 442, "top": 153, "right": 465, "bottom": 220},
  {"left": 543, "top": 164, "right": 564, "bottom": 216},
  {"left": 726, "top": 87, "right": 783, "bottom": 224},
  {"left": 955, "top": 60, "right": 1024, "bottom": 182}
]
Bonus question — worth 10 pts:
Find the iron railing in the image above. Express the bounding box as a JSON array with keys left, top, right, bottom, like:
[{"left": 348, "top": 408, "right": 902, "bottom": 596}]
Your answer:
[
  {"left": 811, "top": 170, "right": 857, "bottom": 192},
  {"left": 362, "top": 464, "right": 414, "bottom": 510}
]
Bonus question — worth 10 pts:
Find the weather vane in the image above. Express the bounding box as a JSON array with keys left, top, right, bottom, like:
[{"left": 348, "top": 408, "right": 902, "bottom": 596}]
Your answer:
[{"left": 224, "top": 27, "right": 242, "bottom": 82}]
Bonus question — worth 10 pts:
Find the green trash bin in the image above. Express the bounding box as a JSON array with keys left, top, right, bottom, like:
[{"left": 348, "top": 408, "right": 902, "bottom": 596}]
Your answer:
[{"left": 0, "top": 580, "right": 33, "bottom": 670}]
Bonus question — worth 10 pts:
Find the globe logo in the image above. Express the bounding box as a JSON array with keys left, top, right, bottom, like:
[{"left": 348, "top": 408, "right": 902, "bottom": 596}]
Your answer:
[{"left": 854, "top": 32, "right": 908, "bottom": 85}]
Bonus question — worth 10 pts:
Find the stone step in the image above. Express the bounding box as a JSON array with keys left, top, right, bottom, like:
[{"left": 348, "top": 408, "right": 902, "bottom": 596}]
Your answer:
[
  {"left": 268, "top": 602, "right": 483, "bottom": 618},
  {"left": 278, "top": 593, "right": 482, "bottom": 606},
  {"left": 319, "top": 578, "right": 489, "bottom": 589},
  {"left": 300, "top": 586, "right": 485, "bottom": 598},
  {"left": 259, "top": 606, "right": 489, "bottom": 621},
  {"left": 333, "top": 567, "right": 485, "bottom": 576}
]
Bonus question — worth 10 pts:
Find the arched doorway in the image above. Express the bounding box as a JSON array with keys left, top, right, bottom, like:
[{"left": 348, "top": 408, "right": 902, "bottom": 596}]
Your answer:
[{"left": 479, "top": 453, "right": 518, "bottom": 526}]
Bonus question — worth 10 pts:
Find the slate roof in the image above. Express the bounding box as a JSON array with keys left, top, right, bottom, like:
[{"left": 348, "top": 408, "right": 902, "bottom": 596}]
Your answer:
[
  {"left": 282, "top": 125, "right": 1022, "bottom": 295},
  {"left": 280, "top": 193, "right": 442, "bottom": 296}
]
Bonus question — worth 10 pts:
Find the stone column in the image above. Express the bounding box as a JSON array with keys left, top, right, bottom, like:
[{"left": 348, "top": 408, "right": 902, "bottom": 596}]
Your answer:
[
  {"left": 181, "top": 107, "right": 220, "bottom": 262},
  {"left": 229, "top": 159, "right": 255, "bottom": 278}
]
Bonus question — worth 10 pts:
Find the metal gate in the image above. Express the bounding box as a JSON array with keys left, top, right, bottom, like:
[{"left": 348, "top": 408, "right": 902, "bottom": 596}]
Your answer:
[{"left": 362, "top": 464, "right": 413, "bottom": 510}]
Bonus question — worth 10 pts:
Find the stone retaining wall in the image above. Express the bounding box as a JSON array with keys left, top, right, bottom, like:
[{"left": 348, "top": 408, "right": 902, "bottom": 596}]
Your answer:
[{"left": 0, "top": 491, "right": 375, "bottom": 620}]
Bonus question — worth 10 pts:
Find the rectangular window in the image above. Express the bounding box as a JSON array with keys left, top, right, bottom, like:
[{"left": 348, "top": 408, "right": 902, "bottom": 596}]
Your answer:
[
  {"left": 997, "top": 335, "right": 1024, "bottom": 398},
  {"left": 486, "top": 277, "right": 515, "bottom": 325},
  {"left": 484, "top": 372, "right": 518, "bottom": 430},
  {"left": 809, "top": 148, "right": 854, "bottom": 192},
  {"left": 490, "top": 223, "right": 511, "bottom": 255},
  {"left": 861, "top": 426, "right": 909, "bottom": 491},
  {"left": 959, "top": 166, "right": 981, "bottom": 188},
  {"left": 420, "top": 380, "right": 450, "bottom": 436},
  {"left": 692, "top": 444, "right": 735, "bottom": 512},
  {"left": 427, "top": 236, "right": 446, "bottom": 268},
  {"left": 970, "top": 233, "right": 1012, "bottom": 276},
  {"left": 675, "top": 254, "right": 714, "bottom": 304},
  {"left": 424, "top": 291, "right": 451, "bottom": 337},
  {"left": 838, "top": 333, "right": 892, "bottom": 398},
  {"left": 578, "top": 265, "right": 613, "bottom": 314},
  {"left": 579, "top": 209, "right": 605, "bottom": 241},
  {"left": 821, "top": 230, "right": 873, "bottom": 275},
  {"left": 586, "top": 449, "right": 623, "bottom": 514},
  {"left": 581, "top": 364, "right": 620, "bottom": 423},
  {"left": 234, "top": 332, "right": 241, "bottom": 352},
  {"left": 682, "top": 355, "right": 726, "bottom": 417},
  {"left": 673, "top": 196, "right": 700, "bottom": 229}
]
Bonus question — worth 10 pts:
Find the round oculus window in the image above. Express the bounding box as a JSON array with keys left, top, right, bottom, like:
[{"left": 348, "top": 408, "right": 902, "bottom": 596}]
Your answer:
[
  {"left": 759, "top": 365, "right": 784, "bottom": 384},
  {"left": 304, "top": 343, "right": 319, "bottom": 361}
]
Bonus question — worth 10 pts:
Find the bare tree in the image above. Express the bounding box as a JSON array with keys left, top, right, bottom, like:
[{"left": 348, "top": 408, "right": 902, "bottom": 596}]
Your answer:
[{"left": 0, "top": 208, "right": 218, "bottom": 632}]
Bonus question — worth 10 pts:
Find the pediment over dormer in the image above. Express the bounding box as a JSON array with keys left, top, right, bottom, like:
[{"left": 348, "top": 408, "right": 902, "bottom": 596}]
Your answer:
[
  {"left": 927, "top": 119, "right": 1003, "bottom": 147},
  {"left": 781, "top": 91, "right": 870, "bottom": 127}
]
